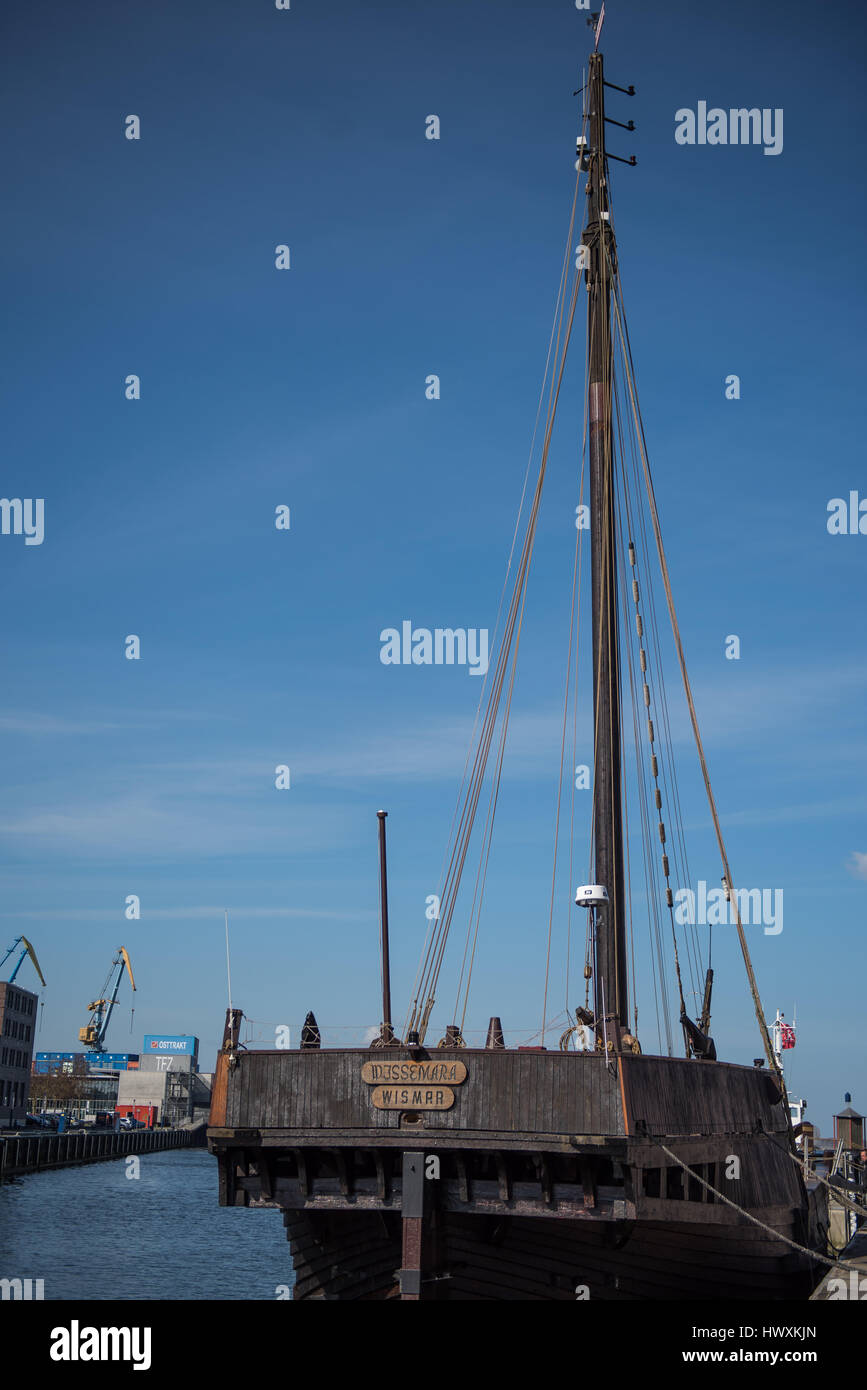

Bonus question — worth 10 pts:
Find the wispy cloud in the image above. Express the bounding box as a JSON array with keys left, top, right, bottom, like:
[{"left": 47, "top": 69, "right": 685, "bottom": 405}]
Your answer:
[
  {"left": 0, "top": 905, "right": 374, "bottom": 921},
  {"left": 847, "top": 851, "right": 867, "bottom": 880},
  {"left": 1, "top": 657, "right": 865, "bottom": 865},
  {"left": 293, "top": 706, "right": 579, "bottom": 780},
  {"left": 0, "top": 799, "right": 358, "bottom": 859},
  {"left": 0, "top": 705, "right": 571, "bottom": 861},
  {"left": 0, "top": 708, "right": 232, "bottom": 735},
  {"left": 123, "top": 707, "right": 578, "bottom": 786},
  {"left": 0, "top": 713, "right": 127, "bottom": 734},
  {"left": 710, "top": 797, "right": 867, "bottom": 831},
  {"left": 670, "top": 661, "right": 867, "bottom": 749}
]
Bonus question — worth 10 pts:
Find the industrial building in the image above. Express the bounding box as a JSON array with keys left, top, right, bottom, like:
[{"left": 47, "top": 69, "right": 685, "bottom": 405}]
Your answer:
[
  {"left": 30, "top": 1052, "right": 141, "bottom": 1125},
  {"left": 5, "top": 942, "right": 213, "bottom": 1128},
  {"left": 0, "top": 982, "right": 38, "bottom": 1126},
  {"left": 116, "top": 1069, "right": 212, "bottom": 1127},
  {"left": 32, "top": 1034, "right": 210, "bottom": 1127},
  {"left": 117, "top": 1035, "right": 209, "bottom": 1126},
  {"left": 33, "top": 1051, "right": 140, "bottom": 1074}
]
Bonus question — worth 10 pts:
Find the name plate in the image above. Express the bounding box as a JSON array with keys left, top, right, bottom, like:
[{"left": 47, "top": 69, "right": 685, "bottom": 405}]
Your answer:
[
  {"left": 361, "top": 1059, "right": 467, "bottom": 1086},
  {"left": 371, "top": 1085, "right": 455, "bottom": 1111}
]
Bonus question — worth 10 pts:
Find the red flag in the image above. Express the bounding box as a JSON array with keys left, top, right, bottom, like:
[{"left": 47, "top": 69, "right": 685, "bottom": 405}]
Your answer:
[{"left": 780, "top": 1023, "right": 796, "bottom": 1050}]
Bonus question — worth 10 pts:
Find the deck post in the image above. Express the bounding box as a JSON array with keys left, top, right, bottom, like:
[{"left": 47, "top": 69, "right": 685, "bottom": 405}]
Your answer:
[{"left": 398, "top": 1151, "right": 426, "bottom": 1300}]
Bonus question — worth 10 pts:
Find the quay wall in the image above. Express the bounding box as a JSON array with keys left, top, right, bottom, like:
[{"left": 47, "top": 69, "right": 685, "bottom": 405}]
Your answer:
[{"left": 0, "top": 1125, "right": 205, "bottom": 1182}]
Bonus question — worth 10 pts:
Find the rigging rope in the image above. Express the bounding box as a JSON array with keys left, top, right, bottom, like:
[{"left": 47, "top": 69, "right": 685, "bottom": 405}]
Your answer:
[
  {"left": 541, "top": 494, "right": 583, "bottom": 1042},
  {"left": 408, "top": 108, "right": 594, "bottom": 1045},
  {"left": 406, "top": 216, "right": 584, "bottom": 1043},
  {"left": 609, "top": 277, "right": 778, "bottom": 1076},
  {"left": 406, "top": 99, "right": 773, "bottom": 1067},
  {"left": 402, "top": 168, "right": 584, "bottom": 1046},
  {"left": 773, "top": 1136, "right": 867, "bottom": 1221}
]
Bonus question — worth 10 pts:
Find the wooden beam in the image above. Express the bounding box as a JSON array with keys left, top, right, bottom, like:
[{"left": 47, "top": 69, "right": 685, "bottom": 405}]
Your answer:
[
  {"left": 495, "top": 1152, "right": 511, "bottom": 1202},
  {"left": 580, "top": 1158, "right": 597, "bottom": 1209},
  {"left": 456, "top": 1153, "right": 470, "bottom": 1204},
  {"left": 374, "top": 1150, "right": 387, "bottom": 1201},
  {"left": 537, "top": 1153, "right": 553, "bottom": 1205},
  {"left": 292, "top": 1147, "right": 310, "bottom": 1198},
  {"left": 331, "top": 1148, "right": 351, "bottom": 1197},
  {"left": 398, "top": 1152, "right": 426, "bottom": 1301},
  {"left": 259, "top": 1152, "right": 275, "bottom": 1201}
]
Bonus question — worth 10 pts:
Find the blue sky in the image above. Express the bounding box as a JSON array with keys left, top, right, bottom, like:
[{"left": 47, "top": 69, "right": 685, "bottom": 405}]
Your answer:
[{"left": 1, "top": 0, "right": 864, "bottom": 1134}]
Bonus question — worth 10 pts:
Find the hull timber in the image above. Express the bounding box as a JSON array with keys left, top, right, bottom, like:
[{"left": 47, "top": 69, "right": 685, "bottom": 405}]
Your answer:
[
  {"left": 207, "top": 1047, "right": 821, "bottom": 1300},
  {"left": 282, "top": 1211, "right": 811, "bottom": 1301}
]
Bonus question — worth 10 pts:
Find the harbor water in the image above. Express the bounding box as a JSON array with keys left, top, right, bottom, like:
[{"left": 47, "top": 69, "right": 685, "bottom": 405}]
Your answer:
[{"left": 0, "top": 1148, "right": 293, "bottom": 1300}]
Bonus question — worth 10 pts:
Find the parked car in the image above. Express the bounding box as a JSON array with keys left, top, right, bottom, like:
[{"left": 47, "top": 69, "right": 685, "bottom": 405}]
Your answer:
[{"left": 119, "top": 1115, "right": 144, "bottom": 1130}]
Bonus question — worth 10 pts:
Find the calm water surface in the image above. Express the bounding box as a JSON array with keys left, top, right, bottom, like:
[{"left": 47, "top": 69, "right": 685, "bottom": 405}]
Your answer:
[{"left": 0, "top": 1148, "right": 293, "bottom": 1299}]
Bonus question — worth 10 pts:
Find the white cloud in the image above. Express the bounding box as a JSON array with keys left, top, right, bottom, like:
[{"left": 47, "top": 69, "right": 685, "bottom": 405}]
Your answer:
[
  {"left": 0, "top": 798, "right": 357, "bottom": 859},
  {"left": 0, "top": 708, "right": 230, "bottom": 734},
  {"left": 709, "top": 797, "right": 867, "bottom": 831},
  {"left": 847, "top": 851, "right": 867, "bottom": 880},
  {"left": 670, "top": 662, "right": 867, "bottom": 749},
  {"left": 0, "top": 905, "right": 374, "bottom": 921}
]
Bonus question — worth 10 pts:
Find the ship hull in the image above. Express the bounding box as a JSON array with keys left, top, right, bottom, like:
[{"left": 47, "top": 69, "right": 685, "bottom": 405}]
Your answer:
[
  {"left": 208, "top": 1046, "right": 825, "bottom": 1302},
  {"left": 283, "top": 1207, "right": 817, "bottom": 1300}
]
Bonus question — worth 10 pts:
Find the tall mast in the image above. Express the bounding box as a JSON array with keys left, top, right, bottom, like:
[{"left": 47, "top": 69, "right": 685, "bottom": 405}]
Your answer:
[
  {"left": 377, "top": 810, "right": 395, "bottom": 1044},
  {"left": 585, "top": 51, "right": 629, "bottom": 1035}
]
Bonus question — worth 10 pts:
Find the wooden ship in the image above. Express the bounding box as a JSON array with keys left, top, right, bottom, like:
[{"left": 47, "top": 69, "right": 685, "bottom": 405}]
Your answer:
[{"left": 208, "top": 42, "right": 826, "bottom": 1300}]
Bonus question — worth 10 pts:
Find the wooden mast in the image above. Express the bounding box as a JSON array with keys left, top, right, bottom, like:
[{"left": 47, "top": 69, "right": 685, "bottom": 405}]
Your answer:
[
  {"left": 377, "top": 809, "right": 395, "bottom": 1044},
  {"left": 586, "top": 51, "right": 629, "bottom": 1035}
]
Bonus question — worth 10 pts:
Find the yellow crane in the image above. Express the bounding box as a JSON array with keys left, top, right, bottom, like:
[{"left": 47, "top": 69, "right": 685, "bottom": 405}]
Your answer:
[
  {"left": 78, "top": 947, "right": 136, "bottom": 1050},
  {"left": 1, "top": 935, "right": 46, "bottom": 986}
]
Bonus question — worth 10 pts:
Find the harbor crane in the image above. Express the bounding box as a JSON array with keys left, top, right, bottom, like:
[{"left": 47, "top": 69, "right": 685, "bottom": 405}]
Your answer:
[
  {"left": 78, "top": 947, "right": 136, "bottom": 1051},
  {"left": 1, "top": 935, "right": 46, "bottom": 987}
]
